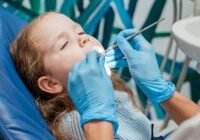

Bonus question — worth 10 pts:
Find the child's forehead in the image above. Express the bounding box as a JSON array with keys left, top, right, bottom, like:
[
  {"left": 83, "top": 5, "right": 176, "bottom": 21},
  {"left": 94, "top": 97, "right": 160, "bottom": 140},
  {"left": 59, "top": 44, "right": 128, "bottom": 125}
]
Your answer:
[
  {"left": 31, "top": 13, "right": 77, "bottom": 35},
  {"left": 33, "top": 13, "right": 83, "bottom": 37},
  {"left": 36, "top": 13, "right": 76, "bottom": 27},
  {"left": 29, "top": 13, "right": 82, "bottom": 51}
]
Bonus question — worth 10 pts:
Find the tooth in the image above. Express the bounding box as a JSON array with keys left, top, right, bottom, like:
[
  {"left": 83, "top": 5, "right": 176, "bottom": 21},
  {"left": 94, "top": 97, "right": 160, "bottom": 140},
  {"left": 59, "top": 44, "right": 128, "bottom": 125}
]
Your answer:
[
  {"left": 104, "top": 62, "right": 111, "bottom": 76},
  {"left": 92, "top": 46, "right": 105, "bottom": 54},
  {"left": 92, "top": 46, "right": 111, "bottom": 76}
]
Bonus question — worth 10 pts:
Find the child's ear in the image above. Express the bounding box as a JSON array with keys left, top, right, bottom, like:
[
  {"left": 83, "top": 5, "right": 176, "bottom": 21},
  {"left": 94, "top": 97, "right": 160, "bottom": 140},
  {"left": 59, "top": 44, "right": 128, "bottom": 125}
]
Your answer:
[{"left": 38, "top": 75, "right": 64, "bottom": 94}]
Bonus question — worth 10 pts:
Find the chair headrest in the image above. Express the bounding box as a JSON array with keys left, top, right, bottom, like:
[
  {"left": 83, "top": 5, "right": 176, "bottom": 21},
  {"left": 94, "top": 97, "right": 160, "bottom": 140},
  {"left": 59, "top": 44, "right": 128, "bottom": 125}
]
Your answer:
[{"left": 0, "top": 6, "right": 55, "bottom": 139}]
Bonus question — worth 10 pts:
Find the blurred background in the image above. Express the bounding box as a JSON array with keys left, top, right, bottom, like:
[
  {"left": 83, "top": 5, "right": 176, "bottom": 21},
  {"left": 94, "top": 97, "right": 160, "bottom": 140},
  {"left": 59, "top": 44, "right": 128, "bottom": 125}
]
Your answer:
[{"left": 1, "top": 0, "right": 199, "bottom": 136}]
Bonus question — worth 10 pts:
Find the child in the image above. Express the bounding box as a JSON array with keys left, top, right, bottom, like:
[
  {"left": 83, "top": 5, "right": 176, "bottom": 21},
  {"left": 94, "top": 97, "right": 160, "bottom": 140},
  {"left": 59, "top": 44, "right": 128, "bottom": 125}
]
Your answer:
[{"left": 10, "top": 12, "right": 151, "bottom": 140}]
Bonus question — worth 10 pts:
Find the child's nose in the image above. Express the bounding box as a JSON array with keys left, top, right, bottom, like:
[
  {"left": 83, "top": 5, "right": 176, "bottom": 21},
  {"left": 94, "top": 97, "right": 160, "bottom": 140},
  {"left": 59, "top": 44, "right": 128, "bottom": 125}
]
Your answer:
[{"left": 78, "top": 36, "right": 90, "bottom": 48}]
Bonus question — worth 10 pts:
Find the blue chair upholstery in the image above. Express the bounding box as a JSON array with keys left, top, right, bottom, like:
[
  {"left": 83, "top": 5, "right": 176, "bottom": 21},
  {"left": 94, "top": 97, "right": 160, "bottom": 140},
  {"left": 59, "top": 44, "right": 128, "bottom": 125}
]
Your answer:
[{"left": 0, "top": 7, "right": 56, "bottom": 140}]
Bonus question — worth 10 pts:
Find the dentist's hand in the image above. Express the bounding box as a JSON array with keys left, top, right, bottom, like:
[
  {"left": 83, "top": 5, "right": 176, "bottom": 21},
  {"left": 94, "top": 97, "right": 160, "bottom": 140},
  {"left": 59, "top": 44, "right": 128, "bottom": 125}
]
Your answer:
[
  {"left": 68, "top": 51, "right": 118, "bottom": 133},
  {"left": 106, "top": 29, "right": 175, "bottom": 104}
]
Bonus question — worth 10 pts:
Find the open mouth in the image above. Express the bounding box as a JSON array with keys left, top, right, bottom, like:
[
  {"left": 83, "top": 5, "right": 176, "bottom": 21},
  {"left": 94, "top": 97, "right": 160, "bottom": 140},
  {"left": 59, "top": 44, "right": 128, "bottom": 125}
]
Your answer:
[
  {"left": 82, "top": 44, "right": 111, "bottom": 76},
  {"left": 92, "top": 45, "right": 105, "bottom": 54},
  {"left": 92, "top": 45, "right": 111, "bottom": 76}
]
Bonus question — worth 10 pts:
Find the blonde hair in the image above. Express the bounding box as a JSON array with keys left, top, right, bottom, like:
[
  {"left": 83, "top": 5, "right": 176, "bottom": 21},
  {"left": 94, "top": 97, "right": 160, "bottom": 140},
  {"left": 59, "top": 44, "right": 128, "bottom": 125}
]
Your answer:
[{"left": 10, "top": 12, "right": 134, "bottom": 140}]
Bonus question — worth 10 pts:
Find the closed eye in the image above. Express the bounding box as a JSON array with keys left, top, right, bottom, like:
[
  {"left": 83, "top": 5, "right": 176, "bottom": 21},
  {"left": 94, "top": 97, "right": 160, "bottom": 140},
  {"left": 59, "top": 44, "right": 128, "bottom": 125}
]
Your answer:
[{"left": 60, "top": 41, "right": 69, "bottom": 50}]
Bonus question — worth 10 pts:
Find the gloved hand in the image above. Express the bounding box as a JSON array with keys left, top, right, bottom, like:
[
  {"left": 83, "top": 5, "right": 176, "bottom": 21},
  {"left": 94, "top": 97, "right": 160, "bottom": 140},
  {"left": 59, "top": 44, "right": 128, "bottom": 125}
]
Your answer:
[
  {"left": 105, "top": 29, "right": 176, "bottom": 104},
  {"left": 68, "top": 51, "right": 118, "bottom": 133}
]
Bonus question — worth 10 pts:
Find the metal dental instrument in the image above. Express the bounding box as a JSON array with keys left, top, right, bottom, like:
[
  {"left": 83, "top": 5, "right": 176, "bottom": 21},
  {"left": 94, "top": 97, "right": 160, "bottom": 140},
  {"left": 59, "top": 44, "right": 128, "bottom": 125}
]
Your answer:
[{"left": 104, "top": 18, "right": 165, "bottom": 54}]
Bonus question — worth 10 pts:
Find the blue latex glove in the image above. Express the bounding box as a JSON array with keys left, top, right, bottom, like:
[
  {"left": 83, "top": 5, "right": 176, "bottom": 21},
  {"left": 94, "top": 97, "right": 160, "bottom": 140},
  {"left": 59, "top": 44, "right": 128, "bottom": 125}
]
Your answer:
[
  {"left": 105, "top": 29, "right": 176, "bottom": 104},
  {"left": 68, "top": 51, "right": 118, "bottom": 133}
]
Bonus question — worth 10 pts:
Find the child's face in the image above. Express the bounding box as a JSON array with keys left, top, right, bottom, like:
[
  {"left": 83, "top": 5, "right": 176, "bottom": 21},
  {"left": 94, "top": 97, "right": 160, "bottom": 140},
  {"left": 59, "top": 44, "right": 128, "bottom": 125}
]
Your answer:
[{"left": 32, "top": 13, "right": 104, "bottom": 91}]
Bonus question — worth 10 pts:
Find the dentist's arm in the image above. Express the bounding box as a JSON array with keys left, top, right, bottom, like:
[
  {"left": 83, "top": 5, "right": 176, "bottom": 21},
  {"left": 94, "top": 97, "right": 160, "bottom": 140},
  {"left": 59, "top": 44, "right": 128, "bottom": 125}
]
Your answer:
[
  {"left": 84, "top": 121, "right": 113, "bottom": 140},
  {"left": 106, "top": 29, "right": 200, "bottom": 124},
  {"left": 68, "top": 51, "right": 117, "bottom": 139},
  {"left": 161, "top": 92, "right": 200, "bottom": 124}
]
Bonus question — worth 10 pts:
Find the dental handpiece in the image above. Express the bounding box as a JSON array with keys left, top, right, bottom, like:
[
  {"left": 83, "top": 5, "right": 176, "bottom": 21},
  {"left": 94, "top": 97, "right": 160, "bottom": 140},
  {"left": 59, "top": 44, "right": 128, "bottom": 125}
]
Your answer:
[{"left": 104, "top": 18, "right": 165, "bottom": 54}]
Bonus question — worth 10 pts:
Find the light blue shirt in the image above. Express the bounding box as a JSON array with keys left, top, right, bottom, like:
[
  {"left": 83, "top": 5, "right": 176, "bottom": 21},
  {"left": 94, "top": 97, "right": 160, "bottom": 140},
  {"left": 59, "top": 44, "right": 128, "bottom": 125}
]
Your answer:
[{"left": 58, "top": 90, "right": 152, "bottom": 140}]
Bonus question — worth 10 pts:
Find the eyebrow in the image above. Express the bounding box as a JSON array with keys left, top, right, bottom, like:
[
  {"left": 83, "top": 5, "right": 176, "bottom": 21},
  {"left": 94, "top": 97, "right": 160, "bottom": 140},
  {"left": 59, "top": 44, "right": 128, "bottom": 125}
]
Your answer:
[
  {"left": 78, "top": 32, "right": 85, "bottom": 35},
  {"left": 57, "top": 32, "right": 67, "bottom": 40}
]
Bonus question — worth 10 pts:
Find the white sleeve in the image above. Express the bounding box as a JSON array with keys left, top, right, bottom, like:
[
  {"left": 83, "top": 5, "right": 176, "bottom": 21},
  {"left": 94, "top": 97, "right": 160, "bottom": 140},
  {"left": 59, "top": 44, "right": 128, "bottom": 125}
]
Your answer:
[
  {"left": 58, "top": 111, "right": 85, "bottom": 140},
  {"left": 167, "top": 113, "right": 200, "bottom": 140}
]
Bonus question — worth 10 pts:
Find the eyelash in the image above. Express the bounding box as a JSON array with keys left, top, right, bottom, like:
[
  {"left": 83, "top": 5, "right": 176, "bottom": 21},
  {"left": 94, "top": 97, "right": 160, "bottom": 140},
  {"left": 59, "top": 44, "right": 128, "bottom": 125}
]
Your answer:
[{"left": 60, "top": 41, "right": 69, "bottom": 50}]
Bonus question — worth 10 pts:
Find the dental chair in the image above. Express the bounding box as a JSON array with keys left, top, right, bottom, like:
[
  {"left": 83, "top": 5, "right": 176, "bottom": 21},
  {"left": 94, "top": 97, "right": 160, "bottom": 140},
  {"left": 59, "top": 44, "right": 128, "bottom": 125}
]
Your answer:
[{"left": 0, "top": 7, "right": 56, "bottom": 139}]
